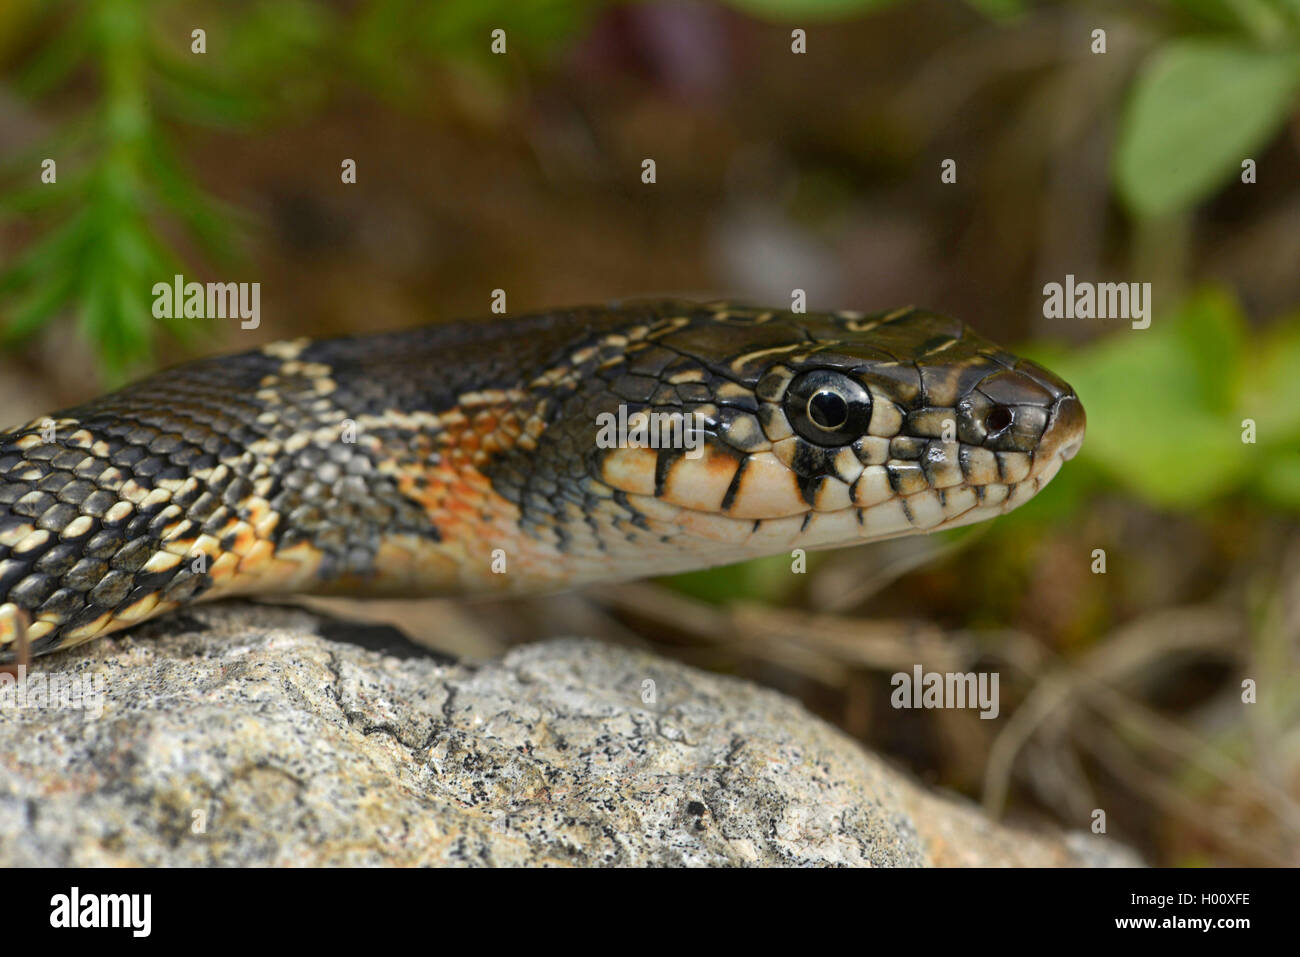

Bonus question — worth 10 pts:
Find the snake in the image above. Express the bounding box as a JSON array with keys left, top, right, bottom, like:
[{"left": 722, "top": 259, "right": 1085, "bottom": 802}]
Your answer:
[{"left": 0, "top": 301, "right": 1084, "bottom": 661}]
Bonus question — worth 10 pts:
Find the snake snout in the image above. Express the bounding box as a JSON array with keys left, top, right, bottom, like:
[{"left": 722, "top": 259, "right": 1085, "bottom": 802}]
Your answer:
[
  {"left": 1011, "top": 356, "right": 1085, "bottom": 465},
  {"left": 958, "top": 356, "right": 1084, "bottom": 488},
  {"left": 1040, "top": 392, "right": 1086, "bottom": 464}
]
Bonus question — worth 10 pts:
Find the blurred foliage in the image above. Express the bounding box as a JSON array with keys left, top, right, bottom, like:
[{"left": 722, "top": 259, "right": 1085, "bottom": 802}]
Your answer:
[
  {"left": 0, "top": 0, "right": 233, "bottom": 378},
  {"left": 1115, "top": 40, "right": 1300, "bottom": 218},
  {"left": 1108, "top": 0, "right": 1300, "bottom": 217},
  {"left": 721, "top": 0, "right": 1030, "bottom": 22},
  {"left": 0, "top": 0, "right": 607, "bottom": 379},
  {"left": 728, "top": 0, "right": 1300, "bottom": 218},
  {"left": 662, "top": 551, "right": 811, "bottom": 604},
  {"left": 1027, "top": 287, "right": 1300, "bottom": 511},
  {"left": 722, "top": 0, "right": 905, "bottom": 20},
  {"left": 3, "top": 0, "right": 1299, "bottom": 373},
  {"left": 352, "top": 0, "right": 609, "bottom": 102}
]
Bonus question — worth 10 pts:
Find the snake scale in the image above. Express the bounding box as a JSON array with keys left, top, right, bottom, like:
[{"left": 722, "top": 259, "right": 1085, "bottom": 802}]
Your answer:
[{"left": 0, "top": 302, "right": 1084, "bottom": 661}]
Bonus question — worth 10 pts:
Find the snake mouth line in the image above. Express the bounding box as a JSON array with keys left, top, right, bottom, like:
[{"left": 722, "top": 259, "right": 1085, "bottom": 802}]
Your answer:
[{"left": 624, "top": 441, "right": 1074, "bottom": 551}]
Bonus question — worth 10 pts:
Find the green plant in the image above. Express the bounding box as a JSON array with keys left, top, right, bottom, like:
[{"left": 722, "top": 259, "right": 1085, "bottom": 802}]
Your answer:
[
  {"left": 1024, "top": 286, "right": 1300, "bottom": 511},
  {"left": 0, "top": 0, "right": 251, "bottom": 379},
  {"left": 0, "top": 0, "right": 606, "bottom": 378},
  {"left": 1115, "top": 36, "right": 1300, "bottom": 218},
  {"left": 1113, "top": 0, "right": 1300, "bottom": 217},
  {"left": 724, "top": 0, "right": 1300, "bottom": 218}
]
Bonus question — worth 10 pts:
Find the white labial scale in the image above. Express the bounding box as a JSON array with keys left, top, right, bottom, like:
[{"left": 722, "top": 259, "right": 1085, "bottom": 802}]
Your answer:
[{"left": 858, "top": 498, "right": 911, "bottom": 539}]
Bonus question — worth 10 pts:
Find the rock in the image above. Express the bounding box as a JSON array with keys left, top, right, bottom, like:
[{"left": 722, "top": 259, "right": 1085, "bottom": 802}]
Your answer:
[{"left": 0, "top": 602, "right": 1139, "bottom": 866}]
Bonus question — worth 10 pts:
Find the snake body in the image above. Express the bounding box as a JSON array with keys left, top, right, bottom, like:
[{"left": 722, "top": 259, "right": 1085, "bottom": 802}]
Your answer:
[{"left": 0, "top": 302, "right": 1084, "bottom": 660}]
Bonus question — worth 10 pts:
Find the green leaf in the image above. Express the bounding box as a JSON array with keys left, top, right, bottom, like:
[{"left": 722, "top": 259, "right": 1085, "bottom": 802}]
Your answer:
[
  {"left": 1171, "top": 285, "right": 1247, "bottom": 413},
  {"left": 1114, "top": 40, "right": 1300, "bottom": 218},
  {"left": 1022, "top": 289, "right": 1300, "bottom": 513},
  {"left": 1238, "top": 311, "right": 1300, "bottom": 439},
  {"left": 1023, "top": 289, "right": 1252, "bottom": 508},
  {"left": 1255, "top": 452, "right": 1300, "bottom": 508}
]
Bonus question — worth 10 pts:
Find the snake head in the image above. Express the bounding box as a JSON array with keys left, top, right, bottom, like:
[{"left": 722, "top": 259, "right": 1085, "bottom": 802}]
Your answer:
[{"left": 585, "top": 304, "right": 1085, "bottom": 566}]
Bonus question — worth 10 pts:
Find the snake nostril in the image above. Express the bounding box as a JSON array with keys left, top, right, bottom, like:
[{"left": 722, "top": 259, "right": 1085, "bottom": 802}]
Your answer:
[{"left": 985, "top": 405, "right": 1013, "bottom": 434}]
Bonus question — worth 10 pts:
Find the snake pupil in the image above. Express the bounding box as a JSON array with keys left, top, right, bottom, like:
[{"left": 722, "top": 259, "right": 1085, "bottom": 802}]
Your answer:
[
  {"left": 808, "top": 390, "right": 849, "bottom": 430},
  {"left": 986, "top": 405, "right": 1013, "bottom": 433}
]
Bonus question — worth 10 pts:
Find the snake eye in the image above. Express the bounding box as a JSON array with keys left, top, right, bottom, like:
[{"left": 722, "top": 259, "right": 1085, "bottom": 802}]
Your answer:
[{"left": 785, "top": 369, "right": 872, "bottom": 446}]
